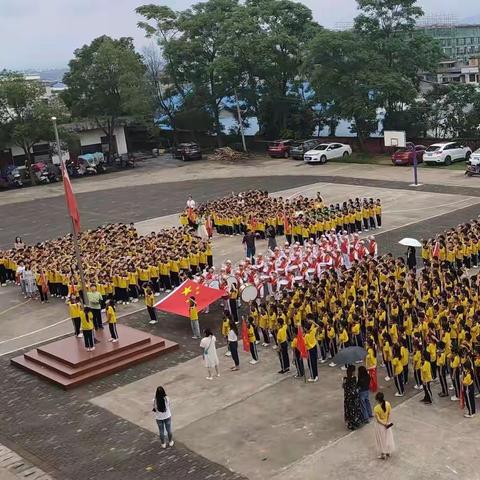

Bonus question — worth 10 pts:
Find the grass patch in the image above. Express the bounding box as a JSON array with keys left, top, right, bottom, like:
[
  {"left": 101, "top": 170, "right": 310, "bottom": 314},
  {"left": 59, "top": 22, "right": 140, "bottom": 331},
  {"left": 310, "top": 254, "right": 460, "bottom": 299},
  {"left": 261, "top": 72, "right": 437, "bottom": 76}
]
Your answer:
[
  {"left": 420, "top": 161, "right": 467, "bottom": 171},
  {"left": 329, "top": 153, "right": 392, "bottom": 165}
]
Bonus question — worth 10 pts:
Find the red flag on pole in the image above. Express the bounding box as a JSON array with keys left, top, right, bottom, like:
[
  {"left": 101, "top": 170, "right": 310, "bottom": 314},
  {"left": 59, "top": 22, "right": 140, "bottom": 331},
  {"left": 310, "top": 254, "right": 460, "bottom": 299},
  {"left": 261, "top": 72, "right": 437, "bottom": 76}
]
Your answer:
[
  {"left": 155, "top": 279, "right": 225, "bottom": 317},
  {"left": 60, "top": 161, "right": 81, "bottom": 234},
  {"left": 296, "top": 326, "right": 308, "bottom": 359},
  {"left": 242, "top": 319, "right": 250, "bottom": 352},
  {"left": 432, "top": 241, "right": 440, "bottom": 258}
]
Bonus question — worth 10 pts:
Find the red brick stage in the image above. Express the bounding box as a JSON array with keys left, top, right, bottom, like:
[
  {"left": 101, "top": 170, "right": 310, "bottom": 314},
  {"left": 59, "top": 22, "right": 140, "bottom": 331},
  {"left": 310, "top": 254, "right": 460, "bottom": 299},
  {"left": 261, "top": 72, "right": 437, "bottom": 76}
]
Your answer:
[{"left": 11, "top": 325, "right": 178, "bottom": 389}]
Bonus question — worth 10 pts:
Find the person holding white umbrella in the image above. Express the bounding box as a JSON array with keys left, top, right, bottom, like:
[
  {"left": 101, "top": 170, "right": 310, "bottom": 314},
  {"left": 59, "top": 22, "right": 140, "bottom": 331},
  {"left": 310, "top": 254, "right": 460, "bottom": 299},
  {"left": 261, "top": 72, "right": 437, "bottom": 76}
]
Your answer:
[{"left": 399, "top": 238, "right": 421, "bottom": 271}]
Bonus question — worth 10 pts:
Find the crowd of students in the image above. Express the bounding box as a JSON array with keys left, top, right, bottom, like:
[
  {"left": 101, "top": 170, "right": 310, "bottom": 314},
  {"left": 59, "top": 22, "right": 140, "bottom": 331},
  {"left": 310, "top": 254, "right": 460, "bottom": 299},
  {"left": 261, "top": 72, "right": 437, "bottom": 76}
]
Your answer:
[
  {"left": 181, "top": 190, "right": 382, "bottom": 241},
  {"left": 0, "top": 223, "right": 213, "bottom": 303},
  {"left": 219, "top": 218, "right": 480, "bottom": 419}
]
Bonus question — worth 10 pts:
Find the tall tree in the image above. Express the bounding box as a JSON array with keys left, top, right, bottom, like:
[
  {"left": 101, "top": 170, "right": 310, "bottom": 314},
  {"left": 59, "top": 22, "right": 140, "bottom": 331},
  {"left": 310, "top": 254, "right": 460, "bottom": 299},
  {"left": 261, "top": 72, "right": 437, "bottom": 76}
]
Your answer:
[
  {"left": 137, "top": 5, "right": 190, "bottom": 140},
  {"left": 306, "top": 30, "right": 382, "bottom": 148},
  {"left": 241, "top": 0, "right": 322, "bottom": 138},
  {"left": 62, "top": 36, "right": 147, "bottom": 159},
  {"left": 0, "top": 71, "right": 68, "bottom": 183},
  {"left": 354, "top": 0, "right": 442, "bottom": 121}
]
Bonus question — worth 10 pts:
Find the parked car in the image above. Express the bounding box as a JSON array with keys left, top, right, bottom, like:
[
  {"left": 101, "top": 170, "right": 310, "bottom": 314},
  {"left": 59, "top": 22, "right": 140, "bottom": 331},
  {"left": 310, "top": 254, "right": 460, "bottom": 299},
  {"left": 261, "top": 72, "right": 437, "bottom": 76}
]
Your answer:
[
  {"left": 173, "top": 143, "right": 202, "bottom": 161},
  {"left": 391, "top": 143, "right": 426, "bottom": 166},
  {"left": 303, "top": 143, "right": 352, "bottom": 164},
  {"left": 467, "top": 147, "right": 480, "bottom": 166},
  {"left": 290, "top": 140, "right": 322, "bottom": 160},
  {"left": 423, "top": 142, "right": 471, "bottom": 166},
  {"left": 267, "top": 140, "right": 293, "bottom": 158}
]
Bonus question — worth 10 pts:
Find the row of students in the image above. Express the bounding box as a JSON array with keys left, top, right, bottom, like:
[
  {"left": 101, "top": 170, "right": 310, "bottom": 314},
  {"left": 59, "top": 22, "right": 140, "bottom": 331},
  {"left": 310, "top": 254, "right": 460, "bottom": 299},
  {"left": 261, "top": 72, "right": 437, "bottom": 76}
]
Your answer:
[{"left": 0, "top": 223, "right": 213, "bottom": 304}]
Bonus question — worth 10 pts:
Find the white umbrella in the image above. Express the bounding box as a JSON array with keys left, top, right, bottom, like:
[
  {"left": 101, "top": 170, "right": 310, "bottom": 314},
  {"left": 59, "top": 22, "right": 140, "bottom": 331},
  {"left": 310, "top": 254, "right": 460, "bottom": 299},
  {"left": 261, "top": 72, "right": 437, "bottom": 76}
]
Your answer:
[{"left": 398, "top": 237, "right": 422, "bottom": 248}]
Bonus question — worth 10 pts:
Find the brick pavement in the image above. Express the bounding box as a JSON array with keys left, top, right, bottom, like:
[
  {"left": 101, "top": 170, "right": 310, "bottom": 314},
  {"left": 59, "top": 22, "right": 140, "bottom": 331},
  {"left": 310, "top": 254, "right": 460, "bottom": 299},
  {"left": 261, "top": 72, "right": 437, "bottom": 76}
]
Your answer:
[{"left": 0, "top": 305, "right": 245, "bottom": 480}]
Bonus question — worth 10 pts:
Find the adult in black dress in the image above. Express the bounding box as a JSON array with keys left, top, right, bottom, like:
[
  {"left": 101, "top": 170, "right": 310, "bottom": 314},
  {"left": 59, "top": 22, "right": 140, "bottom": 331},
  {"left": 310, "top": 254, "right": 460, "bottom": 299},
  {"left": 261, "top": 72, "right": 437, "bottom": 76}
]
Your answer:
[{"left": 343, "top": 364, "right": 363, "bottom": 430}]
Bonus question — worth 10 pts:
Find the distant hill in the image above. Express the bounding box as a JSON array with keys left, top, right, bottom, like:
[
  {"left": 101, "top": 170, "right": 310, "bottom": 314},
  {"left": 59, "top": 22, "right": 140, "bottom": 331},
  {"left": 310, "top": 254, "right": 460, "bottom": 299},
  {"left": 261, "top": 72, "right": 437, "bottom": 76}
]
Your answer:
[{"left": 460, "top": 14, "right": 480, "bottom": 24}]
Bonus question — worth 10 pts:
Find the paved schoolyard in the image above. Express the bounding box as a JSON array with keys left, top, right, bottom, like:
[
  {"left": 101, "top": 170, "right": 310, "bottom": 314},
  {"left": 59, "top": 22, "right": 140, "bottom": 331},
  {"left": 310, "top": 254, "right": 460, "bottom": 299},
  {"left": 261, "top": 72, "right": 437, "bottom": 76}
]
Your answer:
[{"left": 1, "top": 159, "right": 480, "bottom": 480}]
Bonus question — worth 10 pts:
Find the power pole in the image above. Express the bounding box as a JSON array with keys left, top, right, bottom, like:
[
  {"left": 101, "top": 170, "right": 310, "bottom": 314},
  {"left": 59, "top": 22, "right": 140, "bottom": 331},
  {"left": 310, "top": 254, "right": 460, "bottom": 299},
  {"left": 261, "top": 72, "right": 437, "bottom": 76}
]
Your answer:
[{"left": 234, "top": 89, "right": 247, "bottom": 152}]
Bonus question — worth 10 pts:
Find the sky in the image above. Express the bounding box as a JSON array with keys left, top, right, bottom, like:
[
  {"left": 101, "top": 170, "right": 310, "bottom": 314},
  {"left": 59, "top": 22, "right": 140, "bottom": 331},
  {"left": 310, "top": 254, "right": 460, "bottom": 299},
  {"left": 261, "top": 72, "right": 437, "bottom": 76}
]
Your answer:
[{"left": 0, "top": 0, "right": 479, "bottom": 70}]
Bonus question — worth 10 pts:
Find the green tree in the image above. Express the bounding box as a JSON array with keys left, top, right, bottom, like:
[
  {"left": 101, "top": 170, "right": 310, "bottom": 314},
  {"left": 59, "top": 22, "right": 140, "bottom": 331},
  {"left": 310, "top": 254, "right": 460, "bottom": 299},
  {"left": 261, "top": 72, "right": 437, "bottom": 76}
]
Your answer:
[
  {"left": 354, "top": 0, "right": 442, "bottom": 120},
  {"left": 425, "top": 84, "right": 480, "bottom": 138},
  {"left": 306, "top": 30, "right": 381, "bottom": 148},
  {"left": 62, "top": 36, "right": 147, "bottom": 159},
  {"left": 136, "top": 5, "right": 190, "bottom": 141},
  {"left": 0, "top": 70, "right": 68, "bottom": 183},
  {"left": 241, "top": 0, "right": 322, "bottom": 138}
]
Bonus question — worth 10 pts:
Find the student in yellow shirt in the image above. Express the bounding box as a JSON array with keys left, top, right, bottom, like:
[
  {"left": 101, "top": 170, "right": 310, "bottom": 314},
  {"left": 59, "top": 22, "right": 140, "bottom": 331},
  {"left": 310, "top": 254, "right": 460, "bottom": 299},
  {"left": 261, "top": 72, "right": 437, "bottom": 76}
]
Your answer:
[
  {"left": 436, "top": 341, "right": 448, "bottom": 397},
  {"left": 189, "top": 296, "right": 200, "bottom": 339},
  {"left": 373, "top": 392, "right": 394, "bottom": 459},
  {"left": 81, "top": 307, "right": 95, "bottom": 351},
  {"left": 463, "top": 363, "right": 476, "bottom": 418},
  {"left": 382, "top": 333, "right": 394, "bottom": 381},
  {"left": 420, "top": 352, "right": 433, "bottom": 404},
  {"left": 145, "top": 287, "right": 158, "bottom": 325},
  {"left": 400, "top": 340, "right": 409, "bottom": 385},
  {"left": 412, "top": 342, "right": 422, "bottom": 389},
  {"left": 392, "top": 345, "right": 405, "bottom": 397},
  {"left": 106, "top": 300, "right": 119, "bottom": 342},
  {"left": 222, "top": 311, "right": 232, "bottom": 357},
  {"left": 277, "top": 318, "right": 290, "bottom": 374},
  {"left": 68, "top": 295, "right": 82, "bottom": 337},
  {"left": 305, "top": 317, "right": 319, "bottom": 382},
  {"left": 247, "top": 316, "right": 259, "bottom": 364}
]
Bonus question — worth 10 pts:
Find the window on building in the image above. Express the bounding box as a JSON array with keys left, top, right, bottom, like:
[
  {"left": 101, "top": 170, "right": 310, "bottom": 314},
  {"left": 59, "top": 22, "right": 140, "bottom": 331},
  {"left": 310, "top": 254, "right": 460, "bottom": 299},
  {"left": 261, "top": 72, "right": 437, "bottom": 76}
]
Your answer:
[{"left": 470, "top": 74, "right": 476, "bottom": 82}]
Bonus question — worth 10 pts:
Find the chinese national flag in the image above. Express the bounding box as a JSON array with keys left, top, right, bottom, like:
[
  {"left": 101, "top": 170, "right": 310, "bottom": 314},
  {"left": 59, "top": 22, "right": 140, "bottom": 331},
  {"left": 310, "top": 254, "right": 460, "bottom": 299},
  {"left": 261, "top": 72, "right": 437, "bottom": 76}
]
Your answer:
[
  {"left": 296, "top": 326, "right": 308, "bottom": 359},
  {"left": 242, "top": 319, "right": 250, "bottom": 352},
  {"left": 432, "top": 241, "right": 440, "bottom": 258},
  {"left": 155, "top": 279, "right": 225, "bottom": 317},
  {"left": 60, "top": 161, "right": 81, "bottom": 234}
]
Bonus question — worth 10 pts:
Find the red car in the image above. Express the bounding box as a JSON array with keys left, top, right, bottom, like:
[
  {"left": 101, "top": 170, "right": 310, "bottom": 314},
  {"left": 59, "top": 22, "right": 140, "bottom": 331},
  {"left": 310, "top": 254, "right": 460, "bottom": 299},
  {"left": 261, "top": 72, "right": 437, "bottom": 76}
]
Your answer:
[
  {"left": 391, "top": 143, "right": 426, "bottom": 166},
  {"left": 268, "top": 140, "right": 293, "bottom": 158}
]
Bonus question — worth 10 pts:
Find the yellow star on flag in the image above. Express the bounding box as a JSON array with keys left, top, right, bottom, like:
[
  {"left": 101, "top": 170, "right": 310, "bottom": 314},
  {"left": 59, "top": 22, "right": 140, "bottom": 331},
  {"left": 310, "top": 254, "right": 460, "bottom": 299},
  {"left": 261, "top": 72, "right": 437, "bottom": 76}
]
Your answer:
[{"left": 182, "top": 286, "right": 192, "bottom": 296}]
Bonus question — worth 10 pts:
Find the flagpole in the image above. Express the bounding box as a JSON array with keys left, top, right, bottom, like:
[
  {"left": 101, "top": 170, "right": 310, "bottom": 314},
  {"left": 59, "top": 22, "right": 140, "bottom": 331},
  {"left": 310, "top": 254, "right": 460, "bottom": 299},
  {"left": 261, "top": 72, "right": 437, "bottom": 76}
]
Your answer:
[
  {"left": 71, "top": 218, "right": 89, "bottom": 307},
  {"left": 52, "top": 116, "right": 89, "bottom": 307}
]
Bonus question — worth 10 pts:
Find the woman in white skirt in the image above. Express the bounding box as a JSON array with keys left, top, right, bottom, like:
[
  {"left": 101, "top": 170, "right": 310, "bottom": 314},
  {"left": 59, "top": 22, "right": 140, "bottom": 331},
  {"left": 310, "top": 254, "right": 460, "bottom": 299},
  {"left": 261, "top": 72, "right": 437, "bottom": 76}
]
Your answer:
[
  {"left": 200, "top": 328, "right": 220, "bottom": 380},
  {"left": 373, "top": 392, "right": 395, "bottom": 460}
]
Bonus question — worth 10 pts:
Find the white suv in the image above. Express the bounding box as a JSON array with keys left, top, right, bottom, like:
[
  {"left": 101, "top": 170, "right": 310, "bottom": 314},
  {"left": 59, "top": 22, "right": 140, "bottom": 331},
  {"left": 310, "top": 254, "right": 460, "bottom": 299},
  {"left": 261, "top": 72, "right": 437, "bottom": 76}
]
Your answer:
[
  {"left": 423, "top": 142, "right": 471, "bottom": 166},
  {"left": 467, "top": 147, "right": 480, "bottom": 166}
]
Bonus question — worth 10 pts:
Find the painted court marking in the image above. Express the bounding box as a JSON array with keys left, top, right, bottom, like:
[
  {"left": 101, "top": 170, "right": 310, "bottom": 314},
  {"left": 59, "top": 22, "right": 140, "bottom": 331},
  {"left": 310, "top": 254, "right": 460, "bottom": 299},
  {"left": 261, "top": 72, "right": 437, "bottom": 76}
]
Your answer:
[{"left": 0, "top": 298, "right": 31, "bottom": 317}]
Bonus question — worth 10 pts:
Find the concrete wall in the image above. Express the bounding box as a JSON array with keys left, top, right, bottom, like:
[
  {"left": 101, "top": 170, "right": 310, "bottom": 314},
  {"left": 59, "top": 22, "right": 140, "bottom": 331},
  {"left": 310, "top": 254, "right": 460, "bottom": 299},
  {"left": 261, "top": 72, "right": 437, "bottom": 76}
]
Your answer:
[{"left": 79, "top": 126, "right": 128, "bottom": 155}]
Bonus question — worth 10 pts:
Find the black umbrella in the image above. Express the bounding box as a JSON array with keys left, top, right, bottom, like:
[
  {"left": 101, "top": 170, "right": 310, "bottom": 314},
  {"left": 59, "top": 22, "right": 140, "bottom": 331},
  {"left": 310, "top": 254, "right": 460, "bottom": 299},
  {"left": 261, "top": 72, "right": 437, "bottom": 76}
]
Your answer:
[{"left": 332, "top": 346, "right": 367, "bottom": 366}]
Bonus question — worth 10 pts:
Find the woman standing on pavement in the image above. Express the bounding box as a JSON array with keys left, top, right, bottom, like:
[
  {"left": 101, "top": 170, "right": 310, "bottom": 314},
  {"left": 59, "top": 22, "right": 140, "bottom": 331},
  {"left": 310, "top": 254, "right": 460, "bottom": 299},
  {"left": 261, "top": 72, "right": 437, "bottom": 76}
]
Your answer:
[
  {"left": 342, "top": 364, "right": 363, "bottom": 430},
  {"left": 153, "top": 386, "right": 174, "bottom": 448},
  {"left": 200, "top": 328, "right": 220, "bottom": 380},
  {"left": 357, "top": 366, "right": 373, "bottom": 422},
  {"left": 373, "top": 392, "right": 395, "bottom": 460}
]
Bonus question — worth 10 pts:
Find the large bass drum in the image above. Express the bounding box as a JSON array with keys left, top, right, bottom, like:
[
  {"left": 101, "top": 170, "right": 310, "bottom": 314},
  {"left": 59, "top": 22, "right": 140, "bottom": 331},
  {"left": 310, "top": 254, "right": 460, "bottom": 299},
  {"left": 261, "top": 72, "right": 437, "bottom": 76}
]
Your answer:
[
  {"left": 225, "top": 275, "right": 238, "bottom": 289},
  {"left": 240, "top": 283, "right": 258, "bottom": 302}
]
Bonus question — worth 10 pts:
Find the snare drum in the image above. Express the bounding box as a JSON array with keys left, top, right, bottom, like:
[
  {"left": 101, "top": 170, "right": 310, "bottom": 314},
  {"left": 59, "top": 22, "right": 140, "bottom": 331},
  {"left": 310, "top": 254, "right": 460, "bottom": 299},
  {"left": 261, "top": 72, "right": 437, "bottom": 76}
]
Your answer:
[
  {"left": 240, "top": 283, "right": 258, "bottom": 302},
  {"left": 208, "top": 279, "right": 220, "bottom": 289}
]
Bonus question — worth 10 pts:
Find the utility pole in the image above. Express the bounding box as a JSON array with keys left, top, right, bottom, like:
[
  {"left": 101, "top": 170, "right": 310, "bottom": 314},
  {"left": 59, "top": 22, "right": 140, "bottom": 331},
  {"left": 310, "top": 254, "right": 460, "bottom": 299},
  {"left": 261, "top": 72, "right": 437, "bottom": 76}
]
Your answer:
[{"left": 234, "top": 89, "right": 247, "bottom": 152}]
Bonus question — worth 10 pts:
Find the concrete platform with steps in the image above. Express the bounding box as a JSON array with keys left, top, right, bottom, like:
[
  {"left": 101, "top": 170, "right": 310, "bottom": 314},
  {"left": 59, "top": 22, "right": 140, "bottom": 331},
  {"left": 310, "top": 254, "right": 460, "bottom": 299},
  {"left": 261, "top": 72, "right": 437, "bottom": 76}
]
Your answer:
[{"left": 10, "top": 325, "right": 178, "bottom": 389}]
